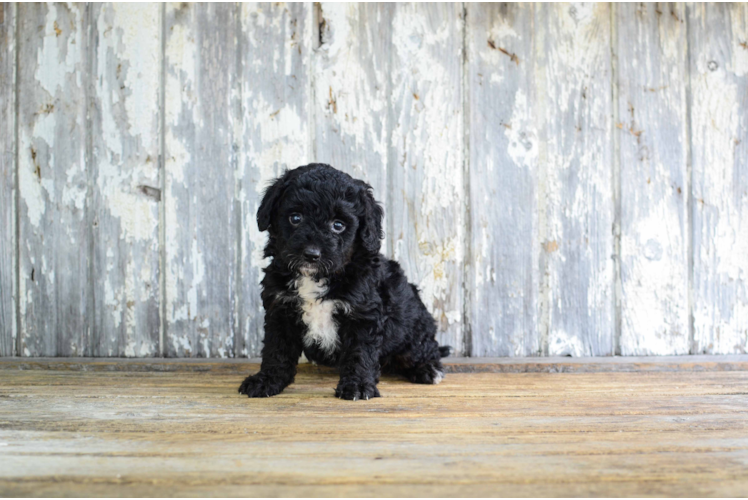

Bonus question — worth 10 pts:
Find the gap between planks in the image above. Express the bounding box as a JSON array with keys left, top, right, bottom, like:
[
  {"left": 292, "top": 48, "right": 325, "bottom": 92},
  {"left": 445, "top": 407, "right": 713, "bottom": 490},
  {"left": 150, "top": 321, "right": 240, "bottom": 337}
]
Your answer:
[{"left": 0, "top": 355, "right": 747, "bottom": 374}]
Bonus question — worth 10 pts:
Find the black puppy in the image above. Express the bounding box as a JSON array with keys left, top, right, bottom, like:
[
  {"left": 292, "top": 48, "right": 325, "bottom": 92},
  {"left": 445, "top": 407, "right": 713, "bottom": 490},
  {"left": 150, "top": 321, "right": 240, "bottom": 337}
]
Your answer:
[{"left": 238, "top": 163, "right": 450, "bottom": 401}]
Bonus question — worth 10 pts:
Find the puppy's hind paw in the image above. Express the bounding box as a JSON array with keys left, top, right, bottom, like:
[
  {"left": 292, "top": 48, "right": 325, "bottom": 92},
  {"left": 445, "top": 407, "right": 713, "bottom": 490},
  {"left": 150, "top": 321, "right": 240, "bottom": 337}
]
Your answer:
[
  {"left": 408, "top": 363, "right": 445, "bottom": 385},
  {"left": 335, "top": 379, "right": 380, "bottom": 401},
  {"left": 238, "top": 373, "right": 284, "bottom": 398}
]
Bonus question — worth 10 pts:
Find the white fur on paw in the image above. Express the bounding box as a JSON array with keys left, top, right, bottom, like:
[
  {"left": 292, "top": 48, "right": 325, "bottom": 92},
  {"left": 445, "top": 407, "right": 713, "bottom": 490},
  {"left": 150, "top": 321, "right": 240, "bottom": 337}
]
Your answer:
[{"left": 431, "top": 367, "right": 444, "bottom": 385}]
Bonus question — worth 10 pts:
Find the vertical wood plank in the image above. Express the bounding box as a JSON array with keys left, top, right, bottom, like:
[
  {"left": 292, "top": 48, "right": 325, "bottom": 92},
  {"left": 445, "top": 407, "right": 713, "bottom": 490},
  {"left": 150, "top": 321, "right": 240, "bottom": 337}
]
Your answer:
[
  {"left": 467, "top": 4, "right": 540, "bottom": 356},
  {"left": 313, "top": 3, "right": 393, "bottom": 214},
  {"left": 238, "top": 3, "right": 312, "bottom": 357},
  {"left": 538, "top": 3, "right": 615, "bottom": 356},
  {"left": 164, "top": 3, "right": 238, "bottom": 358},
  {"left": 616, "top": 3, "right": 689, "bottom": 355},
  {"left": 89, "top": 3, "right": 161, "bottom": 357},
  {"left": 388, "top": 3, "right": 465, "bottom": 354},
  {"left": 689, "top": 3, "right": 748, "bottom": 354},
  {"left": 0, "top": 2, "right": 16, "bottom": 356},
  {"left": 17, "top": 3, "right": 90, "bottom": 356}
]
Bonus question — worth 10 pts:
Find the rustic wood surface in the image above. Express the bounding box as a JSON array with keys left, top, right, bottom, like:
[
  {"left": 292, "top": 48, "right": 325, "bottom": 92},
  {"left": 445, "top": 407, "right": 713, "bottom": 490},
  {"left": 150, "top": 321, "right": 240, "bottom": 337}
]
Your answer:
[
  {"left": 3, "top": 3, "right": 748, "bottom": 358},
  {"left": 0, "top": 2, "right": 15, "bottom": 357},
  {"left": 163, "top": 3, "right": 239, "bottom": 358},
  {"left": 2, "top": 355, "right": 748, "bottom": 374},
  {"left": 90, "top": 3, "right": 161, "bottom": 357},
  {"left": 688, "top": 3, "right": 748, "bottom": 355},
  {"left": 313, "top": 3, "right": 393, "bottom": 209},
  {"left": 17, "top": 3, "right": 91, "bottom": 356},
  {"left": 467, "top": 3, "right": 540, "bottom": 357},
  {"left": 237, "top": 2, "right": 313, "bottom": 358},
  {"left": 0, "top": 360, "right": 747, "bottom": 497},
  {"left": 615, "top": 3, "right": 690, "bottom": 356},
  {"left": 388, "top": 3, "right": 466, "bottom": 354},
  {"left": 539, "top": 3, "right": 615, "bottom": 357}
]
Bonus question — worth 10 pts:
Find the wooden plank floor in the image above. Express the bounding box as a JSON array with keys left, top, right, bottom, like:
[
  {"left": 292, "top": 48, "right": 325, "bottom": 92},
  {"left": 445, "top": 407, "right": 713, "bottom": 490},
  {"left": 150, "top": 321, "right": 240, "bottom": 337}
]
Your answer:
[{"left": 0, "top": 358, "right": 747, "bottom": 497}]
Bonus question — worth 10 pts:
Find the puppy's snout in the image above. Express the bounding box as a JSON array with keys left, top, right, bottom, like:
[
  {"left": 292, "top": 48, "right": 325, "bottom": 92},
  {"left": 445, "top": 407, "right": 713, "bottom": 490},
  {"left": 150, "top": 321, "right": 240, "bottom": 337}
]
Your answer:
[{"left": 303, "top": 246, "right": 321, "bottom": 262}]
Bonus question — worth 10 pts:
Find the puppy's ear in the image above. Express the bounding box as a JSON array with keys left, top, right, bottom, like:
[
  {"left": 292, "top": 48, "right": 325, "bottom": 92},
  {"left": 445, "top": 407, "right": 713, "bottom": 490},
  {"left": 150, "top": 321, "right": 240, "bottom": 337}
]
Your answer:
[
  {"left": 257, "top": 175, "right": 285, "bottom": 232},
  {"left": 357, "top": 182, "right": 384, "bottom": 254}
]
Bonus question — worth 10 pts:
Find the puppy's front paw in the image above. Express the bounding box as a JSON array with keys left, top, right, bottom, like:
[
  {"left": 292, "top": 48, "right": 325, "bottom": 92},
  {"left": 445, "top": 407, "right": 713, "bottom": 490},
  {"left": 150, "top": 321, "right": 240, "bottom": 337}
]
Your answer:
[
  {"left": 238, "top": 373, "right": 284, "bottom": 398},
  {"left": 335, "top": 379, "right": 380, "bottom": 401}
]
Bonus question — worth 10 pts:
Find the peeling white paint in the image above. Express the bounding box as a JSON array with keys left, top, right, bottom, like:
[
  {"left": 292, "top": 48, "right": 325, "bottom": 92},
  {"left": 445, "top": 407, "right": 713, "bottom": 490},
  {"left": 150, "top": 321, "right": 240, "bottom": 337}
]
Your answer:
[
  {"left": 549, "top": 329, "right": 586, "bottom": 357},
  {"left": 36, "top": 4, "right": 83, "bottom": 97},
  {"left": 162, "top": 4, "right": 240, "bottom": 357},
  {"left": 111, "top": 3, "right": 161, "bottom": 145},
  {"left": 0, "top": 3, "right": 20, "bottom": 356},
  {"left": 618, "top": 3, "right": 690, "bottom": 356},
  {"left": 18, "top": 138, "right": 45, "bottom": 229},
  {"left": 164, "top": 185, "right": 183, "bottom": 325},
  {"left": 20, "top": 109, "right": 59, "bottom": 228},
  {"left": 542, "top": 3, "right": 614, "bottom": 356},
  {"left": 504, "top": 89, "right": 538, "bottom": 169},
  {"left": 315, "top": 3, "right": 388, "bottom": 183},
  {"left": 690, "top": 3, "right": 748, "bottom": 354},
  {"left": 164, "top": 7, "right": 198, "bottom": 342},
  {"left": 468, "top": 4, "right": 542, "bottom": 357},
  {"left": 11, "top": 2, "right": 748, "bottom": 359},
  {"left": 172, "top": 334, "right": 192, "bottom": 357},
  {"left": 18, "top": 3, "right": 90, "bottom": 356},
  {"left": 164, "top": 21, "right": 197, "bottom": 126},
  {"left": 88, "top": 3, "right": 162, "bottom": 357},
  {"left": 106, "top": 192, "right": 158, "bottom": 243},
  {"left": 62, "top": 164, "right": 86, "bottom": 213},
  {"left": 238, "top": 3, "right": 313, "bottom": 357},
  {"left": 249, "top": 95, "right": 307, "bottom": 168},
  {"left": 388, "top": 4, "right": 465, "bottom": 352},
  {"left": 621, "top": 200, "right": 689, "bottom": 355}
]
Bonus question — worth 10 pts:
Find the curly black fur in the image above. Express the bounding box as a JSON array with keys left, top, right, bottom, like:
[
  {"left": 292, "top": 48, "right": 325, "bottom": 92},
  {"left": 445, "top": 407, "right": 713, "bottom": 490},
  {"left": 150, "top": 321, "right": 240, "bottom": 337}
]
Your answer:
[{"left": 238, "top": 164, "right": 450, "bottom": 401}]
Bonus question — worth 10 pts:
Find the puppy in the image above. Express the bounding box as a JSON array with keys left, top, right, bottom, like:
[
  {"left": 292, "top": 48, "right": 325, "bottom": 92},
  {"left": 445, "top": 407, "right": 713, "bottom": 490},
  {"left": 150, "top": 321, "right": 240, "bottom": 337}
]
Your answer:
[{"left": 238, "top": 163, "right": 450, "bottom": 400}]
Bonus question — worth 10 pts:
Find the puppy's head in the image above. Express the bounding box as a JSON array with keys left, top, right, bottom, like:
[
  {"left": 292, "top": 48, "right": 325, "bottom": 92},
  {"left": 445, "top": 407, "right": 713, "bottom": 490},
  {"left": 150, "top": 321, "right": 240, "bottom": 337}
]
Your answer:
[{"left": 257, "top": 164, "right": 383, "bottom": 277}]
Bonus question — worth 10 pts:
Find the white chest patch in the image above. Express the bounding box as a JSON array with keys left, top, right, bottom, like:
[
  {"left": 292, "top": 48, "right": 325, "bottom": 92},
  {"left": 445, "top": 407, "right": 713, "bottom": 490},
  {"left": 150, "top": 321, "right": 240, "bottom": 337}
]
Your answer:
[{"left": 295, "top": 277, "right": 346, "bottom": 354}]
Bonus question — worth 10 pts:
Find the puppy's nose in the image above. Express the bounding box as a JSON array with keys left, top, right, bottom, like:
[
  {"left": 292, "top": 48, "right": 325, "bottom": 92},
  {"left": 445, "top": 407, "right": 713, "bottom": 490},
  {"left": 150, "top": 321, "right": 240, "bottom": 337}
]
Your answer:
[{"left": 303, "top": 247, "right": 321, "bottom": 262}]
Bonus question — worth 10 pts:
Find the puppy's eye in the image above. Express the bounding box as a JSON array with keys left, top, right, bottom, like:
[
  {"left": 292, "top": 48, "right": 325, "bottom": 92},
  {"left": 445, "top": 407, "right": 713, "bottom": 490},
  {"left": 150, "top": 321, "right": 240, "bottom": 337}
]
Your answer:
[
  {"left": 331, "top": 220, "right": 346, "bottom": 234},
  {"left": 289, "top": 213, "right": 303, "bottom": 226}
]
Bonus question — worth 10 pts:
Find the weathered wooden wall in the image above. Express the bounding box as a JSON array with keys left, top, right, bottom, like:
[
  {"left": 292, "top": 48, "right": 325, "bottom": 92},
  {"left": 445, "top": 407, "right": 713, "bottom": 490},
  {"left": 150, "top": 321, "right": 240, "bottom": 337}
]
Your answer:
[
  {"left": 0, "top": 2, "right": 15, "bottom": 357},
  {"left": 1, "top": 3, "right": 746, "bottom": 358}
]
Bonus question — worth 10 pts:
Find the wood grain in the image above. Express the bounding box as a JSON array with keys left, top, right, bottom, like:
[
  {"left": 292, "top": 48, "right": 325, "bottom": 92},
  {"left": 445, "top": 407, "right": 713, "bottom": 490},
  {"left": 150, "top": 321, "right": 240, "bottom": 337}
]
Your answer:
[
  {"left": 17, "top": 3, "right": 91, "bottom": 356},
  {"left": 89, "top": 3, "right": 161, "bottom": 357},
  {"left": 4, "top": 2, "right": 748, "bottom": 359},
  {"left": 2, "top": 355, "right": 748, "bottom": 374},
  {"left": 615, "top": 3, "right": 690, "bottom": 355},
  {"left": 237, "top": 2, "right": 313, "bottom": 358},
  {"left": 0, "top": 365, "right": 746, "bottom": 496},
  {"left": 313, "top": 3, "right": 393, "bottom": 219},
  {"left": 688, "top": 3, "right": 748, "bottom": 355},
  {"left": 538, "top": 4, "right": 615, "bottom": 357},
  {"left": 0, "top": 2, "right": 15, "bottom": 356},
  {"left": 163, "top": 3, "right": 239, "bottom": 358},
  {"left": 467, "top": 4, "right": 540, "bottom": 356},
  {"left": 388, "top": 3, "right": 465, "bottom": 354}
]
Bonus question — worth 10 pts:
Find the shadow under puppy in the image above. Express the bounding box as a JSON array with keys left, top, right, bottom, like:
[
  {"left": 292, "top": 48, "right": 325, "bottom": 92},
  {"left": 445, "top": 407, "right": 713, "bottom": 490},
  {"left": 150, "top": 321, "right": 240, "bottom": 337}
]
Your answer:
[{"left": 239, "top": 163, "right": 450, "bottom": 400}]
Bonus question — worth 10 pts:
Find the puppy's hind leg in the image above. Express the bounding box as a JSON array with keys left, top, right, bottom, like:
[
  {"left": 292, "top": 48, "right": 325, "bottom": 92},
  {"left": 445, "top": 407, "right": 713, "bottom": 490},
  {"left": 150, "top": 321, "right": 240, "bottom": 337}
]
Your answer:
[
  {"left": 403, "top": 341, "right": 448, "bottom": 385},
  {"left": 395, "top": 284, "right": 452, "bottom": 384},
  {"left": 399, "top": 317, "right": 451, "bottom": 385}
]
